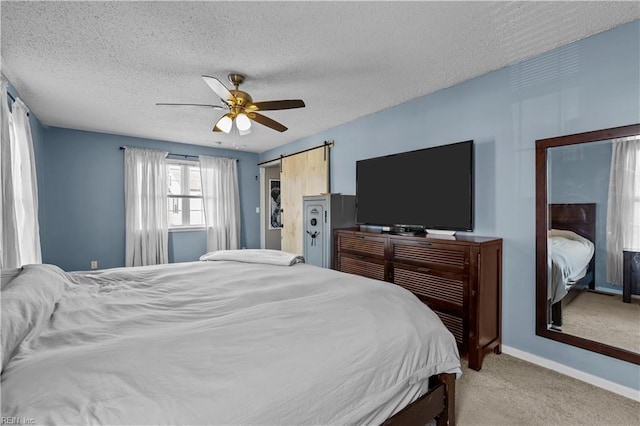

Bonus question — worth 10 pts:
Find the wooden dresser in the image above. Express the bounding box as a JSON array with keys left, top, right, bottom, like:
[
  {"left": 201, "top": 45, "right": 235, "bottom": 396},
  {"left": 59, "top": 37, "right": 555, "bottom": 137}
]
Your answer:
[
  {"left": 623, "top": 250, "right": 640, "bottom": 303},
  {"left": 334, "top": 228, "right": 502, "bottom": 370}
]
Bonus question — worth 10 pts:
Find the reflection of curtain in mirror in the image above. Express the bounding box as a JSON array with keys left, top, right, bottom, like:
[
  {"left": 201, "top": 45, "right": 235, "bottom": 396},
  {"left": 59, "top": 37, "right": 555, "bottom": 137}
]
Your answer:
[{"left": 606, "top": 136, "right": 640, "bottom": 285}]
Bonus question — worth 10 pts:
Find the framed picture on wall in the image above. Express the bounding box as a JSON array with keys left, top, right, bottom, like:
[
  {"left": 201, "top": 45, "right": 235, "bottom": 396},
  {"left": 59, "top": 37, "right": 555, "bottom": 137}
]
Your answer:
[{"left": 269, "top": 179, "right": 282, "bottom": 229}]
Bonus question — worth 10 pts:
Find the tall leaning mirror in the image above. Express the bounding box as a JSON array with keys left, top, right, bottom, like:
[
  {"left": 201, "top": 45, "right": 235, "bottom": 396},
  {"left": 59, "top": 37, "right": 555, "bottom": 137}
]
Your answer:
[{"left": 536, "top": 123, "right": 640, "bottom": 365}]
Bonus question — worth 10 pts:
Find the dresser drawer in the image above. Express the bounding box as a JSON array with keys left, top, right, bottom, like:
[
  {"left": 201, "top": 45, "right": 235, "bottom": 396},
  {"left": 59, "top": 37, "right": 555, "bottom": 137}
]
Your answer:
[
  {"left": 338, "top": 253, "right": 386, "bottom": 281},
  {"left": 391, "top": 240, "right": 469, "bottom": 273},
  {"left": 391, "top": 263, "right": 468, "bottom": 312},
  {"left": 338, "top": 234, "right": 386, "bottom": 259}
]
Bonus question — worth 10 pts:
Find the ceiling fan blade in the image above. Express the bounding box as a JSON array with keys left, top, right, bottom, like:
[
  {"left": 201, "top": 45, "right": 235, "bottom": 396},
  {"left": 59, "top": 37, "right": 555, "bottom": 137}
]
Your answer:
[
  {"left": 156, "top": 103, "right": 224, "bottom": 109},
  {"left": 202, "top": 75, "right": 236, "bottom": 103},
  {"left": 248, "top": 112, "right": 288, "bottom": 132},
  {"left": 246, "top": 100, "right": 305, "bottom": 111}
]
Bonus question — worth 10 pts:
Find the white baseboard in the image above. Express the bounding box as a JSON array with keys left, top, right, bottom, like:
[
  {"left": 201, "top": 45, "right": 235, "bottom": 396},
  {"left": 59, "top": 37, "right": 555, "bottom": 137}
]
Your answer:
[{"left": 502, "top": 345, "right": 640, "bottom": 402}]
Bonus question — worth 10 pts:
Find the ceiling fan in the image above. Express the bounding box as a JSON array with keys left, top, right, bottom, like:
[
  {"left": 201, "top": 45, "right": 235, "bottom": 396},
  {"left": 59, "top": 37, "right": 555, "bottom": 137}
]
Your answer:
[{"left": 157, "top": 74, "right": 305, "bottom": 133}]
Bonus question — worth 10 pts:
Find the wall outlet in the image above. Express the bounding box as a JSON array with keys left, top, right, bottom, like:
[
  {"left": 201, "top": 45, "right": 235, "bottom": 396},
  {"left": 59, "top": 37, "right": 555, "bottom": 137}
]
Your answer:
[
  {"left": 90, "top": 260, "right": 98, "bottom": 270},
  {"left": 256, "top": 206, "right": 260, "bottom": 213}
]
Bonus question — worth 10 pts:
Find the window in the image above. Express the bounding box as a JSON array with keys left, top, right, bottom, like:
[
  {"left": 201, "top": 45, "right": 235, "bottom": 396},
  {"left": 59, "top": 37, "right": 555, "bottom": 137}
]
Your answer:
[
  {"left": 167, "top": 161, "right": 204, "bottom": 228},
  {"left": 606, "top": 135, "right": 640, "bottom": 285}
]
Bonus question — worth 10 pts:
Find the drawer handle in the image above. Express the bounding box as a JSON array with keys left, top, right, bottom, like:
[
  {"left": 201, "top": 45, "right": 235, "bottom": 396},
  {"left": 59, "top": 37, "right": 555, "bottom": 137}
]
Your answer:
[
  {"left": 418, "top": 242, "right": 432, "bottom": 248},
  {"left": 355, "top": 235, "right": 365, "bottom": 239},
  {"left": 417, "top": 267, "right": 431, "bottom": 274}
]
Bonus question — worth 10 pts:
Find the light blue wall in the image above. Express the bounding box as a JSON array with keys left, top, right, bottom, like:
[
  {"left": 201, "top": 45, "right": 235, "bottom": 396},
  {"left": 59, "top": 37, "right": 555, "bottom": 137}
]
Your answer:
[
  {"left": 260, "top": 22, "right": 640, "bottom": 390},
  {"left": 549, "top": 141, "right": 612, "bottom": 290},
  {"left": 168, "top": 230, "right": 207, "bottom": 263},
  {"left": 41, "top": 127, "right": 260, "bottom": 271},
  {"left": 29, "top": 106, "right": 47, "bottom": 237}
]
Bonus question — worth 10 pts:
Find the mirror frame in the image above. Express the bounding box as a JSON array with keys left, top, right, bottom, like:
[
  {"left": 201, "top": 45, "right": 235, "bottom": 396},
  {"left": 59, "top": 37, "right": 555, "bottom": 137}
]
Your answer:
[{"left": 536, "top": 123, "right": 640, "bottom": 365}]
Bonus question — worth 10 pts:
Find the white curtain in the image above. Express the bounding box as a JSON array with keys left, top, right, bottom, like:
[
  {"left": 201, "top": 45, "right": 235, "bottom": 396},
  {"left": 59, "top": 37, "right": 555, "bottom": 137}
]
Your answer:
[
  {"left": 0, "top": 78, "right": 41, "bottom": 269},
  {"left": 199, "top": 156, "right": 240, "bottom": 252},
  {"left": 124, "top": 147, "right": 169, "bottom": 267},
  {"left": 0, "top": 78, "right": 17, "bottom": 269},
  {"left": 606, "top": 136, "right": 640, "bottom": 285}
]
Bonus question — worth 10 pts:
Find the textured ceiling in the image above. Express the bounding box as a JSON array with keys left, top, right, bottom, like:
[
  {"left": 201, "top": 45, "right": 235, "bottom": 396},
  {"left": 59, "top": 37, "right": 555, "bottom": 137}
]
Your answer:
[{"left": 1, "top": 1, "right": 638, "bottom": 153}]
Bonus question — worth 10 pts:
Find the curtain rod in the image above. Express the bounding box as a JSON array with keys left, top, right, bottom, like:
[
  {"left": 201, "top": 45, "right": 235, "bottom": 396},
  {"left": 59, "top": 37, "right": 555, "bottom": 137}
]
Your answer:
[
  {"left": 258, "top": 140, "right": 334, "bottom": 166},
  {"left": 119, "top": 146, "right": 239, "bottom": 162},
  {"left": 6, "top": 91, "right": 29, "bottom": 116}
]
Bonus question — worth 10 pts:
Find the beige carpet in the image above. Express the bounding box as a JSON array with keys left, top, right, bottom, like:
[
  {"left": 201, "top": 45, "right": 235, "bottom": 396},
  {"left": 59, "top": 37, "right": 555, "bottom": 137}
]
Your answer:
[
  {"left": 561, "top": 291, "right": 640, "bottom": 354},
  {"left": 456, "top": 354, "right": 639, "bottom": 425}
]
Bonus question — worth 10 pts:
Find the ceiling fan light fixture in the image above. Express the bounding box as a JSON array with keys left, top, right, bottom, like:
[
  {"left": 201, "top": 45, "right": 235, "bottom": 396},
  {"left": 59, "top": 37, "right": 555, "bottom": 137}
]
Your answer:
[
  {"left": 216, "top": 115, "right": 233, "bottom": 133},
  {"left": 236, "top": 113, "right": 251, "bottom": 131}
]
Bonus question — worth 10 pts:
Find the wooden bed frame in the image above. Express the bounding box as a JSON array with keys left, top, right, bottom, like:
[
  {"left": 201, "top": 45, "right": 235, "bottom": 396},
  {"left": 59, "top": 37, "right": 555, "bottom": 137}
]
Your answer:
[
  {"left": 383, "top": 373, "right": 456, "bottom": 426},
  {"left": 548, "top": 203, "right": 596, "bottom": 328}
]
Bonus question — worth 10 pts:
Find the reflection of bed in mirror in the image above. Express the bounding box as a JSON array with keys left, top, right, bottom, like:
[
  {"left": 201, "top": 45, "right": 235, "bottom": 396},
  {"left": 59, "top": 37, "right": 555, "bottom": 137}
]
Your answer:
[{"left": 547, "top": 203, "right": 596, "bottom": 329}]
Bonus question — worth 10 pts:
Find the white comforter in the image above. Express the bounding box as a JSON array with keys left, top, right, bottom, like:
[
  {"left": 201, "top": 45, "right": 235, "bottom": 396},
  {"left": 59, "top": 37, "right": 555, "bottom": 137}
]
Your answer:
[
  {"left": 548, "top": 229, "right": 595, "bottom": 304},
  {"left": 1, "top": 260, "right": 460, "bottom": 425}
]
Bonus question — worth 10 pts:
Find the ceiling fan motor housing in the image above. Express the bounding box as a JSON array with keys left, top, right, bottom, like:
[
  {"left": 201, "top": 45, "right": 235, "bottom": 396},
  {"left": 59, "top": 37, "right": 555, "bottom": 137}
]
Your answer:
[{"left": 229, "top": 90, "right": 252, "bottom": 109}]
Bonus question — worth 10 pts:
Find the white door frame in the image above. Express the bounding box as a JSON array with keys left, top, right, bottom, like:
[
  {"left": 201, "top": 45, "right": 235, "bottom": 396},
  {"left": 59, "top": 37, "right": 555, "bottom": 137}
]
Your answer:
[{"left": 259, "top": 160, "right": 281, "bottom": 249}]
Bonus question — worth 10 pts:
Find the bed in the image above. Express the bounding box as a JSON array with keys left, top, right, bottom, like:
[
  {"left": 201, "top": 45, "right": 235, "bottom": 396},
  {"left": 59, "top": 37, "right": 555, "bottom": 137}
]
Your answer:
[
  {"left": 547, "top": 203, "right": 596, "bottom": 328},
  {"left": 1, "top": 250, "right": 460, "bottom": 425}
]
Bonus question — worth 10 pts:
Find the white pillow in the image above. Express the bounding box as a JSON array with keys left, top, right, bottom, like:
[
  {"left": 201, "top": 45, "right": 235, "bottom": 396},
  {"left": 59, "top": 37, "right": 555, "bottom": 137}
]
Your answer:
[
  {"left": 200, "top": 249, "right": 305, "bottom": 266},
  {"left": 1, "top": 264, "right": 72, "bottom": 373},
  {"left": 548, "top": 228, "right": 591, "bottom": 244}
]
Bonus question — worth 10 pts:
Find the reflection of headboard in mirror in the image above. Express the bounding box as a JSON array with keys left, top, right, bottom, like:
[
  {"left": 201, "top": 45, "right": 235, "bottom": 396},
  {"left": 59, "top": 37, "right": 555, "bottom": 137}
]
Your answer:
[{"left": 550, "top": 203, "right": 596, "bottom": 238}]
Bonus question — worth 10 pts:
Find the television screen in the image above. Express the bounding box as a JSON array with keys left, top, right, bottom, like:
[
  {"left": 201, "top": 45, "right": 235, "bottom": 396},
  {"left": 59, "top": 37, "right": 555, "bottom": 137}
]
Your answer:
[{"left": 356, "top": 140, "right": 473, "bottom": 231}]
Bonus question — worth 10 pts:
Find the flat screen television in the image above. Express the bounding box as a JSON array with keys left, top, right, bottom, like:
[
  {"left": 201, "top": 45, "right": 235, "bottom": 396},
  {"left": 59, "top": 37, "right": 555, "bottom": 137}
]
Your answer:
[{"left": 356, "top": 140, "right": 473, "bottom": 232}]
